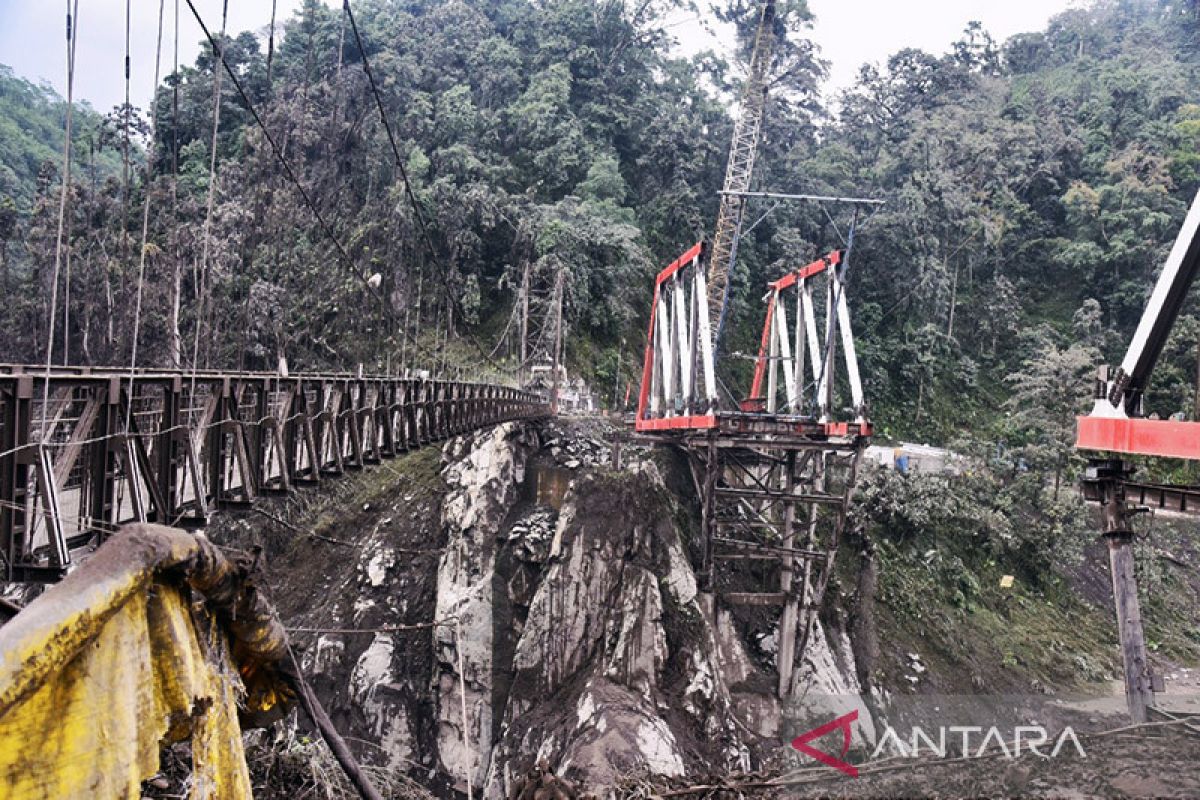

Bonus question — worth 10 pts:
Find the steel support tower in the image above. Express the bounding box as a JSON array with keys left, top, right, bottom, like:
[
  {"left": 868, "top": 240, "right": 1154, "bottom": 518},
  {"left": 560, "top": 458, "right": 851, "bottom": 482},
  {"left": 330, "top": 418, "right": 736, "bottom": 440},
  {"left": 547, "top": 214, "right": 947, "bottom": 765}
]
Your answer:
[{"left": 1076, "top": 188, "right": 1200, "bottom": 721}]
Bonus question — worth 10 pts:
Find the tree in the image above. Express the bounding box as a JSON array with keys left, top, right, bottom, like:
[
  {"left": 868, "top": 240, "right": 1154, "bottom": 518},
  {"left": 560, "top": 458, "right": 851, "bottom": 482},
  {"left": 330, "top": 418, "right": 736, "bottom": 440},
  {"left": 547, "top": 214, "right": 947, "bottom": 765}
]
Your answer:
[{"left": 1004, "top": 328, "right": 1098, "bottom": 501}]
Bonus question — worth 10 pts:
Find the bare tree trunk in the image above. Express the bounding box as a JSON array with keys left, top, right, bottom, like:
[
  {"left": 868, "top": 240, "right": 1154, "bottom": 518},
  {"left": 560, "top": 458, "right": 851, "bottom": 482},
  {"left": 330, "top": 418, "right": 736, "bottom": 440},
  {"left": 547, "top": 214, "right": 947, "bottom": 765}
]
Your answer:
[
  {"left": 169, "top": 254, "right": 181, "bottom": 367},
  {"left": 104, "top": 265, "right": 115, "bottom": 358},
  {"left": 946, "top": 259, "right": 959, "bottom": 339},
  {"left": 79, "top": 250, "right": 92, "bottom": 364}
]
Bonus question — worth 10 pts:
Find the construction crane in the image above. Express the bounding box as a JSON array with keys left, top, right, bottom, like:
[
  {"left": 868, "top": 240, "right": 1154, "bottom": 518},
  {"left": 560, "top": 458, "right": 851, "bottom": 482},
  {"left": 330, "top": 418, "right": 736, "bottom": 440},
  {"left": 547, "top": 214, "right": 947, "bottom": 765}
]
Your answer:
[{"left": 706, "top": 0, "right": 777, "bottom": 349}]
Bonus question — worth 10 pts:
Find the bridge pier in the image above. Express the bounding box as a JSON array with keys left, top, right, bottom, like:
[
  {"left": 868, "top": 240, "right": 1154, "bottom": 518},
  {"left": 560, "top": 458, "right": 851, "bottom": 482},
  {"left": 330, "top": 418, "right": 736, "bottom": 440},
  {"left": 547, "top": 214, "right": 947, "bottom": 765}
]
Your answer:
[{"left": 1083, "top": 458, "right": 1155, "bottom": 722}]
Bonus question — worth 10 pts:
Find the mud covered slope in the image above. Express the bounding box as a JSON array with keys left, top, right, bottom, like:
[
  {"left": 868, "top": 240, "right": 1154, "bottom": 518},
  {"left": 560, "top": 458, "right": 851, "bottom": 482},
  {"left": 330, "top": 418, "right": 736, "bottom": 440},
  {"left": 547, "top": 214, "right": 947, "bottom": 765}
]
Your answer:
[
  {"left": 206, "top": 418, "right": 874, "bottom": 796},
  {"left": 207, "top": 442, "right": 454, "bottom": 786},
  {"left": 202, "top": 415, "right": 1200, "bottom": 799}
]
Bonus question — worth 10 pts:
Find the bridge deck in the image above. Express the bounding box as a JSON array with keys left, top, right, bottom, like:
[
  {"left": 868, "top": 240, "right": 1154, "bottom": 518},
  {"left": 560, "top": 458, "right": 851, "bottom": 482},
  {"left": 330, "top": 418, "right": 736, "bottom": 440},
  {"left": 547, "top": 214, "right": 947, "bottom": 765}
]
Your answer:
[
  {"left": 1, "top": 365, "right": 547, "bottom": 582},
  {"left": 635, "top": 408, "right": 871, "bottom": 441}
]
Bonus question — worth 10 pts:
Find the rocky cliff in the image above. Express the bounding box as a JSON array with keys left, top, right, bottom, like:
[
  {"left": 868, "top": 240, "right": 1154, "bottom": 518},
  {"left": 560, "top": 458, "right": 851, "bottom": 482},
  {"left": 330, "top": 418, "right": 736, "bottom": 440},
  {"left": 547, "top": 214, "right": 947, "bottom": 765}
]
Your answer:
[{"left": 211, "top": 418, "right": 873, "bottom": 797}]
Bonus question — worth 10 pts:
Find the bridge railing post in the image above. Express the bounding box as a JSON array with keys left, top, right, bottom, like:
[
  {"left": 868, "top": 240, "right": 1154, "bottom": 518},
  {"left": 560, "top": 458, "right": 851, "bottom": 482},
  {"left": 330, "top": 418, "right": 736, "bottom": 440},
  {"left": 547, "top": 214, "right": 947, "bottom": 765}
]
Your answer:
[
  {"left": 157, "top": 377, "right": 182, "bottom": 524},
  {"left": 89, "top": 378, "right": 121, "bottom": 541},
  {"left": 1, "top": 376, "right": 33, "bottom": 580}
]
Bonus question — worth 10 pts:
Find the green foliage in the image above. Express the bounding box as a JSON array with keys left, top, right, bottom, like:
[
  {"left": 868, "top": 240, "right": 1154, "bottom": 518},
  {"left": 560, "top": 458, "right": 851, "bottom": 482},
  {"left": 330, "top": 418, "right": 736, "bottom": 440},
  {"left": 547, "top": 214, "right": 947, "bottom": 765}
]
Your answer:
[
  {"left": 856, "top": 461, "right": 1089, "bottom": 594},
  {"left": 0, "top": 66, "right": 120, "bottom": 208}
]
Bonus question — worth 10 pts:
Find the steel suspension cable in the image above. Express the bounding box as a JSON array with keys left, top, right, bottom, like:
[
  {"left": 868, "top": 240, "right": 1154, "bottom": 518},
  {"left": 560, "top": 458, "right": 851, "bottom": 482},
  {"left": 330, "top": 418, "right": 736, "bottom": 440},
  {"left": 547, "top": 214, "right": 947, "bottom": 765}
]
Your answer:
[
  {"left": 40, "top": 0, "right": 78, "bottom": 441},
  {"left": 120, "top": 0, "right": 132, "bottom": 292},
  {"left": 170, "top": 0, "right": 181, "bottom": 367},
  {"left": 189, "top": 0, "right": 227, "bottom": 400},
  {"left": 61, "top": 0, "right": 79, "bottom": 365},
  {"left": 124, "top": 0, "right": 167, "bottom": 432}
]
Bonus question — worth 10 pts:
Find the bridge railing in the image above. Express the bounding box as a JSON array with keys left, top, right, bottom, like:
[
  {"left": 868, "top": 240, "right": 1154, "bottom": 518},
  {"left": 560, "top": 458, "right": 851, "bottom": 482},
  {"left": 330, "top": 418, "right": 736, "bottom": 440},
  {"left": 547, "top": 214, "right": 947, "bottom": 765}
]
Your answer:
[{"left": 0, "top": 365, "right": 548, "bottom": 582}]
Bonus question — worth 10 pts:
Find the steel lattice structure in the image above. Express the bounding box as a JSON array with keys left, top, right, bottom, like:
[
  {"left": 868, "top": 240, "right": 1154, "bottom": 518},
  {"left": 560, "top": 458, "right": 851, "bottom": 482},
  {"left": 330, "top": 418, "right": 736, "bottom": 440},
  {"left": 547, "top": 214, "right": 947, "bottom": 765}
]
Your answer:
[
  {"left": 706, "top": 0, "right": 777, "bottom": 345},
  {"left": 0, "top": 365, "right": 547, "bottom": 583},
  {"left": 1075, "top": 187, "right": 1200, "bottom": 722},
  {"left": 633, "top": 241, "right": 870, "bottom": 699}
]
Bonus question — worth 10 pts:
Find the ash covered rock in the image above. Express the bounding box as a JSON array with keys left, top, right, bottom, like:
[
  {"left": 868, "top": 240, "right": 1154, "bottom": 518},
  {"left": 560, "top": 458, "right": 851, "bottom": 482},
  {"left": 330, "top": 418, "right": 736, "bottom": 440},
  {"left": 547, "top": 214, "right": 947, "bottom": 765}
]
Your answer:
[
  {"left": 506, "top": 507, "right": 556, "bottom": 564},
  {"left": 428, "top": 418, "right": 757, "bottom": 796},
  {"left": 538, "top": 419, "right": 615, "bottom": 469},
  {"left": 480, "top": 468, "right": 752, "bottom": 798},
  {"left": 434, "top": 422, "right": 537, "bottom": 793}
]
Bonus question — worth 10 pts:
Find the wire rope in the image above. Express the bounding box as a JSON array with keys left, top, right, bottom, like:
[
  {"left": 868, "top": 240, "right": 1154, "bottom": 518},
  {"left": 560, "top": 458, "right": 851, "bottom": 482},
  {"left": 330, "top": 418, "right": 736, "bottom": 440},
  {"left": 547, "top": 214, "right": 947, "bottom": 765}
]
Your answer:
[
  {"left": 181, "top": 0, "right": 461, "bottom": 375},
  {"left": 341, "top": 0, "right": 512, "bottom": 375},
  {"left": 61, "top": 0, "right": 79, "bottom": 366},
  {"left": 39, "top": 0, "right": 78, "bottom": 442},
  {"left": 124, "top": 0, "right": 167, "bottom": 432}
]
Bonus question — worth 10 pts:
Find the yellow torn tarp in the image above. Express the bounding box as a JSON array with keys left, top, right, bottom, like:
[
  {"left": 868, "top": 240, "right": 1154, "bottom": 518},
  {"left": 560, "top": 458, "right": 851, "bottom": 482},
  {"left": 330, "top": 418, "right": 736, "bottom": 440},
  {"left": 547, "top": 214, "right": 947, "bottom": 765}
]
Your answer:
[{"left": 0, "top": 524, "right": 276, "bottom": 800}]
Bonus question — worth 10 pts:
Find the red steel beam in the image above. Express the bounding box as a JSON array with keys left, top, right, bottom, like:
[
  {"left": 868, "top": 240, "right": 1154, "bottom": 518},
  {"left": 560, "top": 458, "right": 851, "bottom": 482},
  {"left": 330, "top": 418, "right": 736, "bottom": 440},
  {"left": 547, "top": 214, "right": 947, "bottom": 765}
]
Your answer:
[
  {"left": 748, "top": 292, "right": 777, "bottom": 401},
  {"left": 655, "top": 241, "right": 704, "bottom": 287},
  {"left": 635, "top": 280, "right": 661, "bottom": 427},
  {"left": 1076, "top": 416, "right": 1200, "bottom": 460},
  {"left": 769, "top": 250, "right": 841, "bottom": 291},
  {"left": 636, "top": 414, "right": 718, "bottom": 432}
]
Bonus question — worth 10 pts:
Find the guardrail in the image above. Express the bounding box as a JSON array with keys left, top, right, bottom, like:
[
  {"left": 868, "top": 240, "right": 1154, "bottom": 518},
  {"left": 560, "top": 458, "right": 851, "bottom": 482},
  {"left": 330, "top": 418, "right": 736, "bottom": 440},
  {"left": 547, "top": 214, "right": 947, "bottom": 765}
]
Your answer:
[{"left": 0, "top": 365, "right": 548, "bottom": 582}]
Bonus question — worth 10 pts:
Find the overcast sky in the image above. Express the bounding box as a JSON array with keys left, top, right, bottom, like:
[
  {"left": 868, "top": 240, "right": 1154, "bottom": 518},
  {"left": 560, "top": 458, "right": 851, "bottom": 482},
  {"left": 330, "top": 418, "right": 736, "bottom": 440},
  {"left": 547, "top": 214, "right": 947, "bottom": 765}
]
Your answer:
[{"left": 0, "top": 0, "right": 1081, "bottom": 112}]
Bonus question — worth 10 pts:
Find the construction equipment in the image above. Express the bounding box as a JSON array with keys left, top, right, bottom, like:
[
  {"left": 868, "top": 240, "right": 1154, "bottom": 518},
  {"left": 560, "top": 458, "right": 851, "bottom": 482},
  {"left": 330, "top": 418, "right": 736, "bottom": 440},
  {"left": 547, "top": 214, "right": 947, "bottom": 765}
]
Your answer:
[
  {"left": 1076, "top": 187, "right": 1200, "bottom": 722},
  {"left": 706, "top": 0, "right": 777, "bottom": 348},
  {"left": 629, "top": 0, "right": 878, "bottom": 701}
]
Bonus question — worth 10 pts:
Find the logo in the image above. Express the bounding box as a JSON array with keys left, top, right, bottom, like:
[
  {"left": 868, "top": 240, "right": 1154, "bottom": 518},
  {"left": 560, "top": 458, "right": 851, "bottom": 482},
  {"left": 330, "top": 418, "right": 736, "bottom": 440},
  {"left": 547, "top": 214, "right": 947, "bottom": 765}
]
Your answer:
[
  {"left": 790, "top": 710, "right": 1088, "bottom": 779},
  {"left": 790, "top": 709, "right": 859, "bottom": 777}
]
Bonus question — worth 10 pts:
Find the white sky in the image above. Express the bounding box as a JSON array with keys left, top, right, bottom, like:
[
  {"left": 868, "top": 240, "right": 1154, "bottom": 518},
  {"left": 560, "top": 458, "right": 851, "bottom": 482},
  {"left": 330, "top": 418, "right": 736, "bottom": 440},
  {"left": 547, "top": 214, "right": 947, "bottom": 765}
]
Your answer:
[{"left": 0, "top": 0, "right": 1080, "bottom": 113}]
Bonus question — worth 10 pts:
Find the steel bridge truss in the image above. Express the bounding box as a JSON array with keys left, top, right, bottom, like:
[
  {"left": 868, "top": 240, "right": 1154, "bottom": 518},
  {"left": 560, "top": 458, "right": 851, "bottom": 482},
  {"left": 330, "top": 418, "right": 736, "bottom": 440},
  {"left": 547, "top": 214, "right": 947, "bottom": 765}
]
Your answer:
[
  {"left": 0, "top": 365, "right": 545, "bottom": 583},
  {"left": 746, "top": 250, "right": 865, "bottom": 422},
  {"left": 685, "top": 430, "right": 863, "bottom": 698},
  {"left": 634, "top": 244, "right": 871, "bottom": 699},
  {"left": 635, "top": 242, "right": 718, "bottom": 430}
]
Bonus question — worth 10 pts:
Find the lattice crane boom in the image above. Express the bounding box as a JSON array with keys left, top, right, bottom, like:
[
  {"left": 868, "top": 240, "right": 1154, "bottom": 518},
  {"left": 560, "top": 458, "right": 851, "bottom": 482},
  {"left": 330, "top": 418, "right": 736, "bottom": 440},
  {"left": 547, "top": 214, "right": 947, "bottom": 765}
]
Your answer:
[{"left": 706, "top": 0, "right": 777, "bottom": 349}]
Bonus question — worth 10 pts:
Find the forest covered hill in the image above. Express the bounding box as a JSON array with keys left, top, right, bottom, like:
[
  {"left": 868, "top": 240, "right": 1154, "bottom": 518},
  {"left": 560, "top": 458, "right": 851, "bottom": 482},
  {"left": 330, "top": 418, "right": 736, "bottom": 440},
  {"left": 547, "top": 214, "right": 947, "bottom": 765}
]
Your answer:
[{"left": 3, "top": 0, "right": 1200, "bottom": 487}]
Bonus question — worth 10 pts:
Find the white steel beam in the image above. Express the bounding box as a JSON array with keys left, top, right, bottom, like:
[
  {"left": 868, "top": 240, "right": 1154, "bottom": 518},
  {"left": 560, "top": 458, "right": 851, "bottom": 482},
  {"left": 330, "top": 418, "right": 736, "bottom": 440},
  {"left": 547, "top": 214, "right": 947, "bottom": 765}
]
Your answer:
[
  {"left": 656, "top": 293, "right": 674, "bottom": 412},
  {"left": 773, "top": 294, "right": 795, "bottom": 408},
  {"left": 801, "top": 283, "right": 821, "bottom": 391},
  {"left": 674, "top": 279, "right": 691, "bottom": 407},
  {"left": 836, "top": 282, "right": 864, "bottom": 417},
  {"left": 695, "top": 267, "right": 717, "bottom": 404}
]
